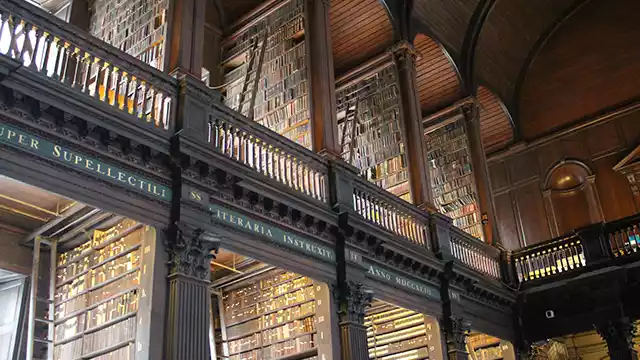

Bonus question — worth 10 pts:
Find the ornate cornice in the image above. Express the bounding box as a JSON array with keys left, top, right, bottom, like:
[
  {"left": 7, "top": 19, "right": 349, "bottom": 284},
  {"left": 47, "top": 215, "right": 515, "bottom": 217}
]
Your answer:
[
  {"left": 332, "top": 281, "right": 373, "bottom": 324},
  {"left": 165, "top": 222, "right": 219, "bottom": 281}
]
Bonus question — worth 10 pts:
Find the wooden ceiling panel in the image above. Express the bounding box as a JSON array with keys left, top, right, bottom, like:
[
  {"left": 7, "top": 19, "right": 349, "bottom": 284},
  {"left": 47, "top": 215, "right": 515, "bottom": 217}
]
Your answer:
[
  {"left": 330, "top": 0, "right": 394, "bottom": 76},
  {"left": 519, "top": 0, "right": 640, "bottom": 140},
  {"left": 474, "top": 0, "right": 576, "bottom": 105},
  {"left": 478, "top": 86, "right": 513, "bottom": 154},
  {"left": 414, "top": 34, "right": 463, "bottom": 114},
  {"left": 413, "top": 0, "right": 479, "bottom": 58}
]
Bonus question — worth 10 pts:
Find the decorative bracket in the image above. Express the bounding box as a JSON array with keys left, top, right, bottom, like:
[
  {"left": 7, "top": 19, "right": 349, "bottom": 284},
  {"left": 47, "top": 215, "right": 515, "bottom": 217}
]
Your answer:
[{"left": 165, "top": 222, "right": 220, "bottom": 281}]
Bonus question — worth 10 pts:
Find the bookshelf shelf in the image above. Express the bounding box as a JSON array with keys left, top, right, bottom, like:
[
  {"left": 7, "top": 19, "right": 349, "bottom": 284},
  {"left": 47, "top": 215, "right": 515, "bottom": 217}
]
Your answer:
[
  {"left": 425, "top": 119, "right": 484, "bottom": 241},
  {"left": 336, "top": 64, "right": 410, "bottom": 202},
  {"left": 365, "top": 301, "right": 437, "bottom": 360},
  {"left": 221, "top": 0, "right": 311, "bottom": 149},
  {"left": 217, "top": 269, "right": 319, "bottom": 360},
  {"left": 52, "top": 219, "right": 153, "bottom": 360}
]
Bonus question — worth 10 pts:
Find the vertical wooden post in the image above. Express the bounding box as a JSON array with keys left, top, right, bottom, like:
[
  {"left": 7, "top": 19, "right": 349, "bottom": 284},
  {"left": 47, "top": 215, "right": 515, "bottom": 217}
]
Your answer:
[
  {"left": 306, "top": 0, "right": 340, "bottom": 156},
  {"left": 167, "top": 0, "right": 205, "bottom": 78},
  {"left": 69, "top": 0, "right": 90, "bottom": 31},
  {"left": 390, "top": 41, "right": 433, "bottom": 208},
  {"left": 462, "top": 103, "right": 500, "bottom": 245}
]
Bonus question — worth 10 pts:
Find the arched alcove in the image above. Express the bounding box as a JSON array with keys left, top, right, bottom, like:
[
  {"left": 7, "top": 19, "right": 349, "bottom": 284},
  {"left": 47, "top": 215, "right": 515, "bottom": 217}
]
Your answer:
[
  {"left": 413, "top": 33, "right": 463, "bottom": 115},
  {"left": 543, "top": 160, "right": 604, "bottom": 236},
  {"left": 477, "top": 86, "right": 514, "bottom": 154}
]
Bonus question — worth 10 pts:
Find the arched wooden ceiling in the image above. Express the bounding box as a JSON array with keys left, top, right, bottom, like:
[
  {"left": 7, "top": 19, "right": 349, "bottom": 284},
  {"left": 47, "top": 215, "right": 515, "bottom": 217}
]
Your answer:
[
  {"left": 414, "top": 33, "right": 463, "bottom": 115},
  {"left": 329, "top": 0, "right": 394, "bottom": 76},
  {"left": 477, "top": 86, "right": 513, "bottom": 154},
  {"left": 518, "top": 0, "right": 640, "bottom": 140}
]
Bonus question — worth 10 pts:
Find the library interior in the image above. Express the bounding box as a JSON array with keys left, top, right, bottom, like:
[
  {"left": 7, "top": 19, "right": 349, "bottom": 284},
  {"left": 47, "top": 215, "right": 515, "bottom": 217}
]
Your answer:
[{"left": 0, "top": 0, "right": 639, "bottom": 359}]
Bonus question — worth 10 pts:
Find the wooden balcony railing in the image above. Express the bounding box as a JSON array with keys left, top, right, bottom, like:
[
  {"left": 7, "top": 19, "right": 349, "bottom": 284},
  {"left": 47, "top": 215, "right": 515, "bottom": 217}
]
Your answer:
[
  {"left": 351, "top": 177, "right": 430, "bottom": 249},
  {"left": 513, "top": 234, "right": 587, "bottom": 283},
  {"left": 0, "top": 0, "right": 176, "bottom": 132},
  {"left": 604, "top": 214, "right": 640, "bottom": 258},
  {"left": 449, "top": 226, "right": 501, "bottom": 279},
  {"left": 209, "top": 104, "right": 328, "bottom": 203}
]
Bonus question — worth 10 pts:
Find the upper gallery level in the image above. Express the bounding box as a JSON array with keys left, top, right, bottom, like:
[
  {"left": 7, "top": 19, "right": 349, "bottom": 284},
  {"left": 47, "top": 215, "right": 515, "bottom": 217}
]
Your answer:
[{"left": 1, "top": 0, "right": 639, "bottom": 310}]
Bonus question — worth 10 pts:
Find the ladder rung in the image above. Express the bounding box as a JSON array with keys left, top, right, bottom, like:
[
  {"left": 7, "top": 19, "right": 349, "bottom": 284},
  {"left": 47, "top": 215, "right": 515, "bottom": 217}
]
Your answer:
[
  {"left": 36, "top": 297, "right": 53, "bottom": 304},
  {"left": 35, "top": 318, "right": 53, "bottom": 324},
  {"left": 34, "top": 338, "right": 52, "bottom": 344}
]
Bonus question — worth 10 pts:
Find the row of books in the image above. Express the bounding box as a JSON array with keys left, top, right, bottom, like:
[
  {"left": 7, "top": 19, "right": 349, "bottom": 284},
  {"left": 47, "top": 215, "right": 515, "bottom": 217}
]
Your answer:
[
  {"left": 226, "top": 302, "right": 316, "bottom": 340},
  {"left": 254, "top": 96, "right": 308, "bottom": 129},
  {"left": 265, "top": 14, "right": 304, "bottom": 49},
  {"left": 432, "top": 173, "right": 474, "bottom": 195},
  {"left": 353, "top": 142, "right": 405, "bottom": 170},
  {"left": 228, "top": 317, "right": 314, "bottom": 354},
  {"left": 435, "top": 184, "right": 476, "bottom": 205},
  {"left": 366, "top": 304, "right": 432, "bottom": 360},
  {"left": 446, "top": 203, "right": 478, "bottom": 219},
  {"left": 226, "top": 286, "right": 316, "bottom": 325},
  {"left": 438, "top": 194, "right": 476, "bottom": 212},
  {"left": 83, "top": 317, "right": 136, "bottom": 355},
  {"left": 225, "top": 277, "right": 313, "bottom": 311},
  {"left": 453, "top": 211, "right": 480, "bottom": 229},
  {"left": 228, "top": 334, "right": 315, "bottom": 360},
  {"left": 424, "top": 122, "right": 466, "bottom": 151},
  {"left": 254, "top": 81, "right": 307, "bottom": 115},
  {"left": 262, "top": 69, "right": 306, "bottom": 101},
  {"left": 91, "top": 343, "right": 136, "bottom": 360}
]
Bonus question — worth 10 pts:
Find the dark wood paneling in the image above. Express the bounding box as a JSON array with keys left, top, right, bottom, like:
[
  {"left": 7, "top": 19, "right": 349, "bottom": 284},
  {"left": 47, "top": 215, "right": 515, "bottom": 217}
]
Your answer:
[
  {"left": 617, "top": 109, "right": 640, "bottom": 147},
  {"left": 413, "top": 0, "right": 478, "bottom": 58},
  {"left": 586, "top": 121, "right": 623, "bottom": 159},
  {"left": 593, "top": 154, "right": 637, "bottom": 221},
  {"left": 519, "top": 0, "right": 640, "bottom": 139},
  {"left": 488, "top": 109, "right": 640, "bottom": 250},
  {"left": 489, "top": 161, "right": 509, "bottom": 191},
  {"left": 494, "top": 192, "right": 521, "bottom": 250},
  {"left": 514, "top": 181, "right": 551, "bottom": 246},
  {"left": 414, "top": 34, "right": 463, "bottom": 114},
  {"left": 475, "top": 0, "right": 575, "bottom": 103},
  {"left": 552, "top": 191, "right": 591, "bottom": 235},
  {"left": 330, "top": 0, "right": 393, "bottom": 75},
  {"left": 477, "top": 86, "right": 513, "bottom": 153},
  {"left": 507, "top": 150, "right": 539, "bottom": 184}
]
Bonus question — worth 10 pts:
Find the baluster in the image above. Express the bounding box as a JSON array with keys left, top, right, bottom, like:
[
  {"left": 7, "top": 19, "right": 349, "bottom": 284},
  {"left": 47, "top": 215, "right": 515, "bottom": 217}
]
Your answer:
[
  {"left": 92, "top": 58, "right": 104, "bottom": 99},
  {"left": 80, "top": 53, "right": 92, "bottom": 94},
  {"left": 304, "top": 167, "right": 310, "bottom": 196},
  {"left": 51, "top": 38, "right": 64, "bottom": 80},
  {"left": 28, "top": 28, "right": 42, "bottom": 70},
  {"left": 68, "top": 47, "right": 80, "bottom": 88},
  {"left": 18, "top": 22, "right": 32, "bottom": 63},
  {"left": 60, "top": 45, "right": 74, "bottom": 85},
  {"left": 7, "top": 15, "right": 18, "bottom": 58},
  {"left": 0, "top": 13, "right": 8, "bottom": 54},
  {"left": 40, "top": 34, "right": 53, "bottom": 74},
  {"left": 256, "top": 139, "right": 263, "bottom": 173},
  {"left": 268, "top": 146, "right": 275, "bottom": 179}
]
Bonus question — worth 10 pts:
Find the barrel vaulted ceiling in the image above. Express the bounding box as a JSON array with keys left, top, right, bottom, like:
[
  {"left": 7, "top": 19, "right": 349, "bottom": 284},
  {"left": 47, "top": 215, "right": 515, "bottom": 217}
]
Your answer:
[{"left": 219, "top": 0, "right": 639, "bottom": 151}]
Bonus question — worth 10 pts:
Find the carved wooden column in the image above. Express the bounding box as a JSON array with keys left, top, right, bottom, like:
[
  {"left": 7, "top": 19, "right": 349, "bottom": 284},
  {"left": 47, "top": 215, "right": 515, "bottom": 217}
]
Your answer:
[
  {"left": 462, "top": 103, "right": 500, "bottom": 245},
  {"left": 391, "top": 41, "right": 434, "bottom": 208},
  {"left": 595, "top": 317, "right": 639, "bottom": 360},
  {"left": 167, "top": 0, "right": 205, "bottom": 77},
  {"left": 443, "top": 316, "right": 471, "bottom": 360},
  {"left": 165, "top": 224, "right": 220, "bottom": 360},
  {"left": 306, "top": 0, "right": 340, "bottom": 156},
  {"left": 332, "top": 281, "right": 373, "bottom": 360}
]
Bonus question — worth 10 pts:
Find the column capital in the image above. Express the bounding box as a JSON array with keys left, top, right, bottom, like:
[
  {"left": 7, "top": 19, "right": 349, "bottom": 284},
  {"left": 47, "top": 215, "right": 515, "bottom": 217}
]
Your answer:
[
  {"left": 461, "top": 101, "right": 480, "bottom": 122},
  {"left": 332, "top": 281, "right": 373, "bottom": 324},
  {"left": 388, "top": 40, "right": 419, "bottom": 60},
  {"left": 164, "top": 222, "right": 219, "bottom": 281},
  {"left": 449, "top": 316, "right": 472, "bottom": 350},
  {"left": 595, "top": 317, "right": 639, "bottom": 360}
]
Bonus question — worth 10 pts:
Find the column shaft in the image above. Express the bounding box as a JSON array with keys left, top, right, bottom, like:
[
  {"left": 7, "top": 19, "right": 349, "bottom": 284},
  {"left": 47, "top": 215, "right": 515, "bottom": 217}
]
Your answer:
[
  {"left": 463, "top": 104, "right": 500, "bottom": 245},
  {"left": 167, "top": 0, "right": 205, "bottom": 77},
  {"left": 391, "top": 41, "right": 433, "bottom": 208},
  {"left": 306, "top": 0, "right": 340, "bottom": 155}
]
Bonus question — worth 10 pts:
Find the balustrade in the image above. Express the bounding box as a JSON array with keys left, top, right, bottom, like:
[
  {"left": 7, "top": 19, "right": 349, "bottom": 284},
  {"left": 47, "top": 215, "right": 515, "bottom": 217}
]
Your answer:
[
  {"left": 604, "top": 215, "right": 640, "bottom": 257},
  {"left": 449, "top": 227, "right": 501, "bottom": 279},
  {"left": 513, "top": 235, "right": 587, "bottom": 283},
  {"left": 208, "top": 111, "right": 328, "bottom": 203},
  {"left": 351, "top": 179, "right": 430, "bottom": 249},
  {"left": 0, "top": 0, "right": 176, "bottom": 131}
]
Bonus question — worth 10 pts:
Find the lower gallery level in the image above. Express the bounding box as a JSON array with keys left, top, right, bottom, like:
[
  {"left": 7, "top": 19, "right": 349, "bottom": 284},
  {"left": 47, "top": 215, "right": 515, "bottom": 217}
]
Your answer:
[{"left": 0, "top": 172, "right": 515, "bottom": 360}]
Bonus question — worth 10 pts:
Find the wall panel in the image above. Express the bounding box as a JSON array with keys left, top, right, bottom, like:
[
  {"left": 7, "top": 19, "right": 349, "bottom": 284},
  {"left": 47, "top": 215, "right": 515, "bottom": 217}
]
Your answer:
[{"left": 513, "top": 181, "right": 550, "bottom": 246}]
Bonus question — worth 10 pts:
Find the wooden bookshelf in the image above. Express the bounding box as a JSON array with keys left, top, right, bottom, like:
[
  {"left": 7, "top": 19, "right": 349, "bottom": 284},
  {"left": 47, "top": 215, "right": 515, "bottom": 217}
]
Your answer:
[
  {"left": 89, "top": 0, "right": 168, "bottom": 70},
  {"left": 336, "top": 64, "right": 411, "bottom": 202},
  {"left": 425, "top": 119, "right": 484, "bottom": 240},
  {"left": 216, "top": 270, "right": 320, "bottom": 360},
  {"left": 221, "top": 0, "right": 311, "bottom": 149},
  {"left": 52, "top": 219, "right": 156, "bottom": 360},
  {"left": 365, "top": 301, "right": 439, "bottom": 360}
]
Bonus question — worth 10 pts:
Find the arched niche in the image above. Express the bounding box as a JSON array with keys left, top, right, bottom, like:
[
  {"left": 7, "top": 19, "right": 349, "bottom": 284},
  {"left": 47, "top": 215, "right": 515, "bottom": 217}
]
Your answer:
[{"left": 542, "top": 160, "right": 604, "bottom": 237}]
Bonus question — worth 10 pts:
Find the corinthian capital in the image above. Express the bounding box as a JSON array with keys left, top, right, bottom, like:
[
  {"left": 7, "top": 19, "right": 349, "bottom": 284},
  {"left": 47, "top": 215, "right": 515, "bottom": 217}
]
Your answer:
[
  {"left": 332, "top": 281, "right": 374, "bottom": 323},
  {"left": 165, "top": 222, "right": 219, "bottom": 281}
]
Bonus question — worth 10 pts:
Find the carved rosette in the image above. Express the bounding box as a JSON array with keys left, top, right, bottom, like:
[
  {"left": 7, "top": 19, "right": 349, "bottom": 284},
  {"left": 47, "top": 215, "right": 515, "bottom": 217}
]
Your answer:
[
  {"left": 448, "top": 316, "right": 471, "bottom": 351},
  {"left": 165, "top": 222, "right": 219, "bottom": 281},
  {"left": 595, "top": 317, "right": 638, "bottom": 359},
  {"left": 332, "top": 281, "right": 373, "bottom": 324}
]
